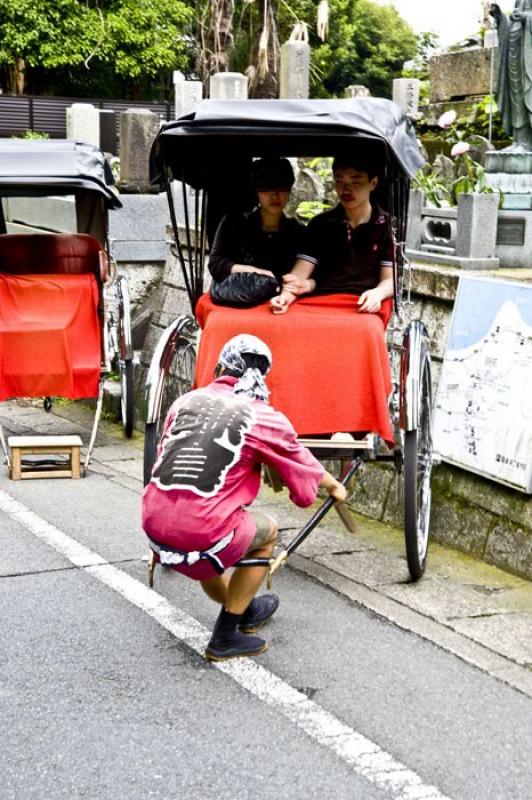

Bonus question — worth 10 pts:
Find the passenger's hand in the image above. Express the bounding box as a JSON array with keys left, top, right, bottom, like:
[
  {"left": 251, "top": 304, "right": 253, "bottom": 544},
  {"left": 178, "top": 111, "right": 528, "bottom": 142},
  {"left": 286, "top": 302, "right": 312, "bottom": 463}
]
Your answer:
[
  {"left": 282, "top": 274, "right": 315, "bottom": 296},
  {"left": 357, "top": 289, "right": 382, "bottom": 313},
  {"left": 270, "top": 290, "right": 296, "bottom": 314},
  {"left": 328, "top": 480, "right": 347, "bottom": 504},
  {"left": 231, "top": 264, "right": 276, "bottom": 278}
]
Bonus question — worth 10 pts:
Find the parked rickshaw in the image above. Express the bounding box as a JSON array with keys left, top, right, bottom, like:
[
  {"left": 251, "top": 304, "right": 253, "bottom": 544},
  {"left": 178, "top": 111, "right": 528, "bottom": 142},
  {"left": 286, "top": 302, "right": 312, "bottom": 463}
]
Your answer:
[
  {"left": 0, "top": 139, "right": 134, "bottom": 473},
  {"left": 144, "top": 98, "right": 433, "bottom": 581}
]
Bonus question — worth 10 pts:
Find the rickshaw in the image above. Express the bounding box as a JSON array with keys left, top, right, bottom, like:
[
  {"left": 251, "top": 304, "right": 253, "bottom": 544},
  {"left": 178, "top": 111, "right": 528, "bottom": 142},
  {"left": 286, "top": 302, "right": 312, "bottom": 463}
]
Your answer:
[
  {"left": 0, "top": 139, "right": 134, "bottom": 474},
  {"left": 144, "top": 98, "right": 433, "bottom": 582}
]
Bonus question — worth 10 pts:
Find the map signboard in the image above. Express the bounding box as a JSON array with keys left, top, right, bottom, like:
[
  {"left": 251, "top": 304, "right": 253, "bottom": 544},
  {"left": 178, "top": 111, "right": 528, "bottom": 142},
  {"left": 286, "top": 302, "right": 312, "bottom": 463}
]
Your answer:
[{"left": 433, "top": 276, "right": 532, "bottom": 493}]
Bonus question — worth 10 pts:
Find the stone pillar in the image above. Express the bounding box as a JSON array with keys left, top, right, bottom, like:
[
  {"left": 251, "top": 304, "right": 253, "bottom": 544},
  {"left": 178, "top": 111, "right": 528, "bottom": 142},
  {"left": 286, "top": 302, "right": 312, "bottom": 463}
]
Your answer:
[
  {"left": 406, "top": 188, "right": 424, "bottom": 250},
  {"left": 345, "top": 85, "right": 371, "bottom": 98},
  {"left": 280, "top": 40, "right": 310, "bottom": 99},
  {"left": 393, "top": 78, "right": 420, "bottom": 119},
  {"left": 173, "top": 71, "right": 203, "bottom": 118},
  {"left": 99, "top": 110, "right": 117, "bottom": 155},
  {"left": 455, "top": 193, "right": 499, "bottom": 258},
  {"left": 119, "top": 108, "right": 160, "bottom": 193},
  {"left": 209, "top": 72, "right": 248, "bottom": 100},
  {"left": 66, "top": 103, "right": 100, "bottom": 147}
]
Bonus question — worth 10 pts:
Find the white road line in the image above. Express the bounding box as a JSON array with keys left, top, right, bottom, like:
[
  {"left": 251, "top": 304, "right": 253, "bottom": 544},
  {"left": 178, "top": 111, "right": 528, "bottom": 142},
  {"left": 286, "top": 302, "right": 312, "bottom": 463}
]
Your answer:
[{"left": 0, "top": 488, "right": 451, "bottom": 800}]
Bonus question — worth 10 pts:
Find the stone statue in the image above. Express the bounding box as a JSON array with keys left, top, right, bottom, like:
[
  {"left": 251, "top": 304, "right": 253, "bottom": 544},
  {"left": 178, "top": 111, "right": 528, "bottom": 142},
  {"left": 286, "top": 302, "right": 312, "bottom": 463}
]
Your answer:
[{"left": 490, "top": 1, "right": 532, "bottom": 151}]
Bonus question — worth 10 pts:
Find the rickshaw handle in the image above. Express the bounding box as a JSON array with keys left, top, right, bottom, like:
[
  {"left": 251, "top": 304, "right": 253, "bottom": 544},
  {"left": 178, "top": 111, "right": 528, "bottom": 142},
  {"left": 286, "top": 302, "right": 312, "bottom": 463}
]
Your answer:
[{"left": 237, "top": 456, "right": 364, "bottom": 587}]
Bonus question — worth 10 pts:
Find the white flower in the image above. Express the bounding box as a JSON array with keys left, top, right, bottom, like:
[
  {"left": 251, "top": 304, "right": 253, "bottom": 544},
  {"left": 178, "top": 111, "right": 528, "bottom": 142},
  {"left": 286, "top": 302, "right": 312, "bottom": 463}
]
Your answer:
[
  {"left": 451, "top": 141, "right": 471, "bottom": 157},
  {"left": 437, "top": 110, "right": 457, "bottom": 128}
]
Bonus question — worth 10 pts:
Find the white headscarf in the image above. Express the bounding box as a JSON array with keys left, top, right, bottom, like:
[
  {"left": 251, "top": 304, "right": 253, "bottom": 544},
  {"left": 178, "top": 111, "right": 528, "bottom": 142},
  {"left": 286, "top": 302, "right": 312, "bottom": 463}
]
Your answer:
[{"left": 217, "top": 334, "right": 272, "bottom": 402}]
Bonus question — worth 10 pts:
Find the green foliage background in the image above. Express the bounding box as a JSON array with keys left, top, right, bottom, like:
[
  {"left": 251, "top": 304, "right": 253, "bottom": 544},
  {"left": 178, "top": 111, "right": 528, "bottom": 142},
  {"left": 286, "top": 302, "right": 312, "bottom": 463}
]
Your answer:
[{"left": 0, "top": 0, "right": 417, "bottom": 100}]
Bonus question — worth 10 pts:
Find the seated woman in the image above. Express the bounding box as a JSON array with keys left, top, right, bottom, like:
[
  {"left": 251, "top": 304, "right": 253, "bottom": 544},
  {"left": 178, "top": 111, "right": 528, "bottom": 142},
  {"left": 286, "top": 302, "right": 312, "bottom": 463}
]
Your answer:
[
  {"left": 270, "top": 155, "right": 394, "bottom": 315},
  {"left": 208, "top": 157, "right": 304, "bottom": 301}
]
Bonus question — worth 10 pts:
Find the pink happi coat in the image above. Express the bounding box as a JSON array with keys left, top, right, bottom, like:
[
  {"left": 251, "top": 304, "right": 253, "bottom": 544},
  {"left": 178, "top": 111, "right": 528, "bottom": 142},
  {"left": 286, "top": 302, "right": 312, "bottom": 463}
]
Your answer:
[{"left": 142, "top": 376, "right": 324, "bottom": 580}]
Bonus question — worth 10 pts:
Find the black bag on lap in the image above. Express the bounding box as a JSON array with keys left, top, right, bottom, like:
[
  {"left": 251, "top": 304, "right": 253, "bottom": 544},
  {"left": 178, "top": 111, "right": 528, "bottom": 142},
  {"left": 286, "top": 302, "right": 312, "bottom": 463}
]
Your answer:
[{"left": 210, "top": 272, "right": 280, "bottom": 308}]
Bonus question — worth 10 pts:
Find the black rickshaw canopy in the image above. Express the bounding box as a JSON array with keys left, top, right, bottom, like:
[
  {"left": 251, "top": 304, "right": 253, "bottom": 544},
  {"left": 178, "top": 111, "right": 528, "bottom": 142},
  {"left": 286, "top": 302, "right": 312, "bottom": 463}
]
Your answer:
[
  {"left": 0, "top": 139, "right": 121, "bottom": 243},
  {"left": 150, "top": 97, "right": 424, "bottom": 187},
  {"left": 149, "top": 97, "right": 424, "bottom": 310},
  {"left": 0, "top": 139, "right": 121, "bottom": 208}
]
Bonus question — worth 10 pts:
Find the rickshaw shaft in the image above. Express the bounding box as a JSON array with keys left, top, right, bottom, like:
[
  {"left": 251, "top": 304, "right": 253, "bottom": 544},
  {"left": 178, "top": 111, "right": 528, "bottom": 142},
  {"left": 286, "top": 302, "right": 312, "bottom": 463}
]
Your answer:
[{"left": 237, "top": 456, "right": 364, "bottom": 569}]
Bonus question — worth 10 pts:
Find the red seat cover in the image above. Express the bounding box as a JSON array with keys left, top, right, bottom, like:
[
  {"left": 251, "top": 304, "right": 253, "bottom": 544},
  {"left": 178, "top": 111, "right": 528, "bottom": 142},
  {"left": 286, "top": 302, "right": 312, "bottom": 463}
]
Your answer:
[{"left": 194, "top": 293, "right": 394, "bottom": 445}]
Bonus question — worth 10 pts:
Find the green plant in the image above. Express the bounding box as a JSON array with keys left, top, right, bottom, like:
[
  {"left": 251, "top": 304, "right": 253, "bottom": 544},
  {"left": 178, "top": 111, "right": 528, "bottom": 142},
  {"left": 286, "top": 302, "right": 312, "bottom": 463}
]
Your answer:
[
  {"left": 12, "top": 130, "right": 49, "bottom": 139},
  {"left": 295, "top": 199, "right": 332, "bottom": 220},
  {"left": 412, "top": 171, "right": 450, "bottom": 208}
]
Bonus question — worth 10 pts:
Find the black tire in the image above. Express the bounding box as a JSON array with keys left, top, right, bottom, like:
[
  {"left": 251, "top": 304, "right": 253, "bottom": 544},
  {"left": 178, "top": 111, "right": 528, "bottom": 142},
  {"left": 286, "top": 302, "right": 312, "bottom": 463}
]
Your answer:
[
  {"left": 144, "top": 421, "right": 158, "bottom": 487},
  {"left": 120, "top": 358, "right": 134, "bottom": 438},
  {"left": 143, "top": 338, "right": 196, "bottom": 487},
  {"left": 403, "top": 351, "right": 433, "bottom": 581}
]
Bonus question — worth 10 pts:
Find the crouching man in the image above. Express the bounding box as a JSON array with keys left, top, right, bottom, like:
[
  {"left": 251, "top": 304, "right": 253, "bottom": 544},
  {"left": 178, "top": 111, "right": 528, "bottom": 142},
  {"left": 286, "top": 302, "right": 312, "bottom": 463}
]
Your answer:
[{"left": 142, "top": 334, "right": 346, "bottom": 661}]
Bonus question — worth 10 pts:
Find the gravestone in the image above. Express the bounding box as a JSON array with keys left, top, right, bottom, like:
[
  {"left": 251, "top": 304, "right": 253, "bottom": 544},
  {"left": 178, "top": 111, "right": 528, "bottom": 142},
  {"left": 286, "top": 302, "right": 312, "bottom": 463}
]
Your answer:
[
  {"left": 66, "top": 103, "right": 100, "bottom": 147},
  {"left": 393, "top": 78, "right": 420, "bottom": 119},
  {"left": 173, "top": 72, "right": 203, "bottom": 118},
  {"left": 209, "top": 72, "right": 248, "bottom": 100},
  {"left": 119, "top": 108, "right": 160, "bottom": 193},
  {"left": 280, "top": 39, "right": 310, "bottom": 99},
  {"left": 99, "top": 110, "right": 117, "bottom": 155},
  {"left": 345, "top": 85, "right": 371, "bottom": 98}
]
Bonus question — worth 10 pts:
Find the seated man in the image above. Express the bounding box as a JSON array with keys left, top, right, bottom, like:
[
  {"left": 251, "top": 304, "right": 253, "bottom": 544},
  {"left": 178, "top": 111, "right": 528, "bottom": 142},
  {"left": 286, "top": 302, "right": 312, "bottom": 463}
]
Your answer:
[
  {"left": 142, "top": 334, "right": 346, "bottom": 662},
  {"left": 270, "top": 155, "right": 394, "bottom": 314}
]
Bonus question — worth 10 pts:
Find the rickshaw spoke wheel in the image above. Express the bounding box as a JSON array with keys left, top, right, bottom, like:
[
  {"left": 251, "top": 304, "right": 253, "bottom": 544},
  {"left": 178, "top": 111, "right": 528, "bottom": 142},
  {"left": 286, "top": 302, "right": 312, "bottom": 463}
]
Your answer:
[
  {"left": 143, "top": 337, "right": 196, "bottom": 487},
  {"left": 403, "top": 352, "right": 433, "bottom": 581},
  {"left": 119, "top": 358, "right": 134, "bottom": 438}
]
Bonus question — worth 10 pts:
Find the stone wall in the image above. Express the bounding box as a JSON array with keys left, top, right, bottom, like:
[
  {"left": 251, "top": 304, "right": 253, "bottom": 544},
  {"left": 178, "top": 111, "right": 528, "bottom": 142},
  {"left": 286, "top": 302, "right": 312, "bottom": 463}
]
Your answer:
[
  {"left": 429, "top": 47, "right": 497, "bottom": 103},
  {"left": 346, "top": 261, "right": 532, "bottom": 581}
]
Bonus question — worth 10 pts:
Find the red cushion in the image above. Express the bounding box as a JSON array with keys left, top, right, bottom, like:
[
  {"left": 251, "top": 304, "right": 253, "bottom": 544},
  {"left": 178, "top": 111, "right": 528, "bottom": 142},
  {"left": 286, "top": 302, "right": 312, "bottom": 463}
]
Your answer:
[{"left": 0, "top": 233, "right": 103, "bottom": 276}]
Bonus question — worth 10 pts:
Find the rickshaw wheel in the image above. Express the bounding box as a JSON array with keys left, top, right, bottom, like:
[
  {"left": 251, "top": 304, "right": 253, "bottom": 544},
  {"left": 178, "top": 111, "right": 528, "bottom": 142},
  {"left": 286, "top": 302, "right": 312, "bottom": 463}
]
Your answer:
[
  {"left": 143, "top": 332, "right": 196, "bottom": 486},
  {"left": 403, "top": 348, "right": 432, "bottom": 581},
  {"left": 119, "top": 358, "right": 134, "bottom": 438}
]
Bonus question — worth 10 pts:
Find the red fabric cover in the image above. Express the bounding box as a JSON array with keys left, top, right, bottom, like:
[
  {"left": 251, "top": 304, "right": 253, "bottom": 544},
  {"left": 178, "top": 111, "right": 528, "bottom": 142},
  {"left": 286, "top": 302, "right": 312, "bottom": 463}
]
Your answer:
[
  {"left": 0, "top": 273, "right": 101, "bottom": 400},
  {"left": 195, "top": 293, "right": 394, "bottom": 444},
  {"left": 0, "top": 233, "right": 102, "bottom": 276}
]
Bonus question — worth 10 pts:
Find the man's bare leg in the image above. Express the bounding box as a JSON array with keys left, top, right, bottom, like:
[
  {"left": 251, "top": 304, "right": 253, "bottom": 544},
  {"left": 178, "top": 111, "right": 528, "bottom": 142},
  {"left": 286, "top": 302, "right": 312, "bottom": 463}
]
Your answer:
[{"left": 226, "top": 525, "right": 277, "bottom": 614}]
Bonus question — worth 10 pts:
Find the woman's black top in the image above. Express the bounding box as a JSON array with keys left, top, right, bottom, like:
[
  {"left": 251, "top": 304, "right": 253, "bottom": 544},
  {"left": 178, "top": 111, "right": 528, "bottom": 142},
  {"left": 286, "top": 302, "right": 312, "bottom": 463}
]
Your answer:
[{"left": 208, "top": 209, "right": 304, "bottom": 282}]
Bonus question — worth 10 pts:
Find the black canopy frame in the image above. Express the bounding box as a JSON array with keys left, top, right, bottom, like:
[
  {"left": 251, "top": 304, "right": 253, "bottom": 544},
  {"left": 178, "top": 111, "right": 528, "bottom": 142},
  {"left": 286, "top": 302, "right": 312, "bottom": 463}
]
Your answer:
[
  {"left": 151, "top": 98, "right": 424, "bottom": 313},
  {"left": 0, "top": 139, "right": 121, "bottom": 247}
]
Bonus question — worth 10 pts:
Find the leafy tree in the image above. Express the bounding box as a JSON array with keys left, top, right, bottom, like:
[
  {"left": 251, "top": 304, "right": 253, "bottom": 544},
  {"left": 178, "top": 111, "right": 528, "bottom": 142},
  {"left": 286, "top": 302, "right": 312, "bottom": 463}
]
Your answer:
[
  {"left": 0, "top": 0, "right": 95, "bottom": 94},
  {"left": 320, "top": 0, "right": 417, "bottom": 98},
  {"left": 0, "top": 0, "right": 193, "bottom": 98},
  {"left": 210, "top": 0, "right": 417, "bottom": 98},
  {"left": 101, "top": 0, "right": 193, "bottom": 80}
]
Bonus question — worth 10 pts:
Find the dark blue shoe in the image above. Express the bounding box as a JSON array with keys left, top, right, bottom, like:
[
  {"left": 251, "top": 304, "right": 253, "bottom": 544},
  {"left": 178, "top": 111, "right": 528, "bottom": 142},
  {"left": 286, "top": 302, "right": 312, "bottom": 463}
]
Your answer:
[
  {"left": 205, "top": 629, "right": 267, "bottom": 661},
  {"left": 239, "top": 593, "right": 279, "bottom": 634}
]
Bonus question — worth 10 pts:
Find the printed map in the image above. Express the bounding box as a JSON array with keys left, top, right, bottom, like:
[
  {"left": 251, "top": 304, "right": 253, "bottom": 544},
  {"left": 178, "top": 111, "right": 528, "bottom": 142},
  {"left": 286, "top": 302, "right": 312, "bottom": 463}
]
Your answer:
[{"left": 433, "top": 277, "right": 532, "bottom": 493}]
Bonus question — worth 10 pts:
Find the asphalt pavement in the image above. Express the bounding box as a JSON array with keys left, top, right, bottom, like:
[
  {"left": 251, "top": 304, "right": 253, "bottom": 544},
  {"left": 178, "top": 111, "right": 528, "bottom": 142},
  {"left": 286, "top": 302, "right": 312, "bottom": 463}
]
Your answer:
[{"left": 1, "top": 399, "right": 531, "bottom": 800}]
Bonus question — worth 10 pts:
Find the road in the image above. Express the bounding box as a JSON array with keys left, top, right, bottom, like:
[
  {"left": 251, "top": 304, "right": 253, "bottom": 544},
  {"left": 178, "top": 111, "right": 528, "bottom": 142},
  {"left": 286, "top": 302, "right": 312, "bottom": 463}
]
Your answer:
[{"left": 1, "top": 401, "right": 531, "bottom": 800}]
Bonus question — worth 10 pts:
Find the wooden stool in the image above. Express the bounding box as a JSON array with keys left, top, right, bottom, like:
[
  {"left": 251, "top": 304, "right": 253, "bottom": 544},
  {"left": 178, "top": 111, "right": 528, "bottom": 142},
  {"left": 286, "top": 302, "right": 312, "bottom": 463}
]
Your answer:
[{"left": 8, "top": 435, "right": 83, "bottom": 480}]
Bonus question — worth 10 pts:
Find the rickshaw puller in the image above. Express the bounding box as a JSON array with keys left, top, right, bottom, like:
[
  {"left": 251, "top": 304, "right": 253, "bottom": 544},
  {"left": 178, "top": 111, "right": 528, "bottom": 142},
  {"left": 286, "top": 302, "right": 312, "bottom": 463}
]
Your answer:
[{"left": 142, "top": 334, "right": 346, "bottom": 661}]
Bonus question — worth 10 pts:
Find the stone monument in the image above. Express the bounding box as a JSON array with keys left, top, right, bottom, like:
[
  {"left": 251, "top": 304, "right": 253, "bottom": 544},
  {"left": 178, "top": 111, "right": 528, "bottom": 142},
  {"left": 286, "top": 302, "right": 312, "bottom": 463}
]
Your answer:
[
  {"left": 173, "top": 71, "right": 203, "bottom": 118},
  {"left": 66, "top": 103, "right": 100, "bottom": 147},
  {"left": 280, "top": 24, "right": 310, "bottom": 99},
  {"left": 209, "top": 72, "right": 248, "bottom": 100},
  {"left": 118, "top": 108, "right": 160, "bottom": 193},
  {"left": 345, "top": 85, "right": 371, "bottom": 98},
  {"left": 485, "top": 2, "right": 532, "bottom": 209},
  {"left": 393, "top": 78, "right": 420, "bottom": 119}
]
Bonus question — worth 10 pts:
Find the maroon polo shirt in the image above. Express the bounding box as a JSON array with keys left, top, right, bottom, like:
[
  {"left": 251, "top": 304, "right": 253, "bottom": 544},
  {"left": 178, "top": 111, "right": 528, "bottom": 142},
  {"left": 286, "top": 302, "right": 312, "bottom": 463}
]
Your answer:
[{"left": 298, "top": 204, "right": 394, "bottom": 295}]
